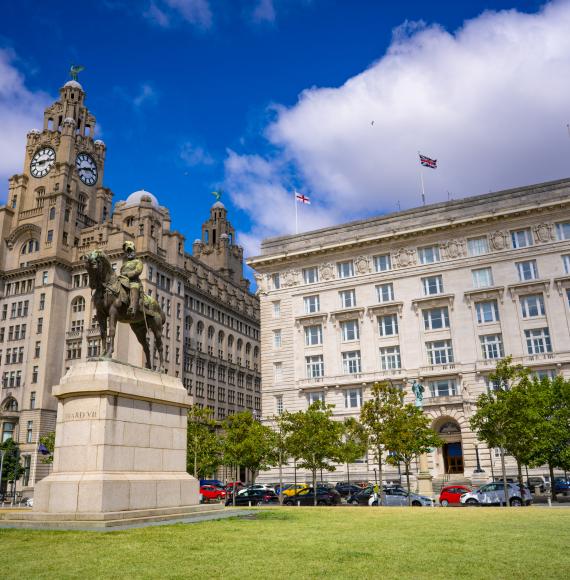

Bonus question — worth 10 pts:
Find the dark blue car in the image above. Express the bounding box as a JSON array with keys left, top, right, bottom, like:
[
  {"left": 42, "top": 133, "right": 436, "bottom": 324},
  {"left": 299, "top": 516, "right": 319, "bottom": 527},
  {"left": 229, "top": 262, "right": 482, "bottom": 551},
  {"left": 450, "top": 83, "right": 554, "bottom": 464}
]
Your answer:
[
  {"left": 554, "top": 478, "right": 570, "bottom": 495},
  {"left": 200, "top": 479, "right": 225, "bottom": 488}
]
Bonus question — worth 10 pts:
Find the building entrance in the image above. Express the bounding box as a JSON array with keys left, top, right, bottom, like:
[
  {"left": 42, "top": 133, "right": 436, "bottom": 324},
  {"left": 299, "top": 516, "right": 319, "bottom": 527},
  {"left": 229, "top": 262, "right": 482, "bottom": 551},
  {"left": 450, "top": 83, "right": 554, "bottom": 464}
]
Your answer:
[{"left": 443, "top": 442, "right": 464, "bottom": 474}]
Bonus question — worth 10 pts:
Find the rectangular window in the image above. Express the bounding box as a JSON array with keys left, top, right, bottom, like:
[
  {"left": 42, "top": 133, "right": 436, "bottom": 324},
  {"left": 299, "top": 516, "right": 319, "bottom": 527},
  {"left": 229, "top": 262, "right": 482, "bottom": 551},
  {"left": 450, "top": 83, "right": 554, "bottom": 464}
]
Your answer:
[
  {"left": 480, "top": 334, "right": 504, "bottom": 359},
  {"left": 520, "top": 294, "right": 545, "bottom": 318},
  {"left": 476, "top": 300, "right": 500, "bottom": 324},
  {"left": 517, "top": 260, "right": 538, "bottom": 281},
  {"left": 26, "top": 420, "right": 33, "bottom": 444},
  {"left": 306, "top": 355, "right": 324, "bottom": 378},
  {"left": 30, "top": 391, "right": 36, "bottom": 409},
  {"left": 339, "top": 289, "right": 356, "bottom": 308},
  {"left": 341, "top": 320, "right": 359, "bottom": 342},
  {"left": 467, "top": 236, "right": 489, "bottom": 256},
  {"left": 563, "top": 255, "right": 570, "bottom": 274},
  {"left": 472, "top": 267, "right": 493, "bottom": 289},
  {"left": 304, "top": 324, "right": 323, "bottom": 346},
  {"left": 378, "top": 314, "right": 398, "bottom": 337},
  {"left": 418, "top": 245, "right": 441, "bottom": 264},
  {"left": 273, "top": 330, "right": 282, "bottom": 349},
  {"left": 373, "top": 254, "right": 391, "bottom": 272},
  {"left": 423, "top": 307, "right": 450, "bottom": 330},
  {"left": 380, "top": 346, "right": 401, "bottom": 370},
  {"left": 376, "top": 283, "right": 394, "bottom": 303},
  {"left": 302, "top": 267, "right": 319, "bottom": 284},
  {"left": 272, "top": 301, "right": 281, "bottom": 318},
  {"left": 275, "top": 395, "right": 283, "bottom": 415},
  {"left": 344, "top": 388, "right": 362, "bottom": 408},
  {"left": 525, "top": 328, "right": 552, "bottom": 354},
  {"left": 422, "top": 275, "right": 444, "bottom": 296},
  {"left": 308, "top": 391, "right": 325, "bottom": 405},
  {"left": 32, "top": 366, "right": 38, "bottom": 384},
  {"left": 337, "top": 261, "right": 354, "bottom": 279},
  {"left": 271, "top": 273, "right": 280, "bottom": 290},
  {"left": 42, "top": 271, "right": 48, "bottom": 285},
  {"left": 426, "top": 340, "right": 454, "bottom": 365},
  {"left": 342, "top": 350, "right": 361, "bottom": 374},
  {"left": 46, "top": 230, "right": 53, "bottom": 243},
  {"left": 556, "top": 222, "right": 570, "bottom": 240},
  {"left": 39, "top": 293, "right": 45, "bottom": 310},
  {"left": 304, "top": 295, "right": 320, "bottom": 314},
  {"left": 273, "top": 362, "right": 283, "bottom": 382},
  {"left": 428, "top": 379, "right": 458, "bottom": 397},
  {"left": 511, "top": 228, "right": 533, "bottom": 248}
]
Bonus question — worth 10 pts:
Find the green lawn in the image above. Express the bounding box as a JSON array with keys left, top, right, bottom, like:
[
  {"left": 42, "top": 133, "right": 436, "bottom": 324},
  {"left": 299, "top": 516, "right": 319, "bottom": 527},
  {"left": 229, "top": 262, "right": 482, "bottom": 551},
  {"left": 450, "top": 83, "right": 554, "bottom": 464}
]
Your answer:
[{"left": 1, "top": 507, "right": 569, "bottom": 579}]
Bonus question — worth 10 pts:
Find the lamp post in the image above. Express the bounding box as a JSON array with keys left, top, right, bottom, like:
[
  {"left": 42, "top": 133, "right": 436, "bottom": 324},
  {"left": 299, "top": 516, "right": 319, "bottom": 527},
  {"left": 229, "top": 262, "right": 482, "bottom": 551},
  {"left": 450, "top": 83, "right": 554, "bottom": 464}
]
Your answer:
[
  {"left": 474, "top": 444, "right": 484, "bottom": 473},
  {"left": 0, "top": 450, "right": 5, "bottom": 502}
]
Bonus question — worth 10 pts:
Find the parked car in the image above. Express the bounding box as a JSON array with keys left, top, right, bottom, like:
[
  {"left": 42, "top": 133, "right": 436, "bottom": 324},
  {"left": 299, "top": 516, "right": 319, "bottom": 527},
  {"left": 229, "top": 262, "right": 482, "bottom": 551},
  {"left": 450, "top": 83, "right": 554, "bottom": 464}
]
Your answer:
[
  {"left": 200, "top": 485, "right": 226, "bottom": 502},
  {"left": 348, "top": 486, "right": 433, "bottom": 507},
  {"left": 439, "top": 485, "right": 472, "bottom": 506},
  {"left": 237, "top": 484, "right": 275, "bottom": 496},
  {"left": 225, "top": 481, "right": 245, "bottom": 493},
  {"left": 460, "top": 482, "right": 532, "bottom": 506},
  {"left": 283, "top": 486, "right": 341, "bottom": 506},
  {"left": 225, "top": 489, "right": 279, "bottom": 506},
  {"left": 554, "top": 478, "right": 570, "bottom": 495},
  {"left": 526, "top": 476, "right": 547, "bottom": 493},
  {"left": 199, "top": 479, "right": 225, "bottom": 488},
  {"left": 335, "top": 483, "right": 363, "bottom": 497},
  {"left": 282, "top": 483, "right": 310, "bottom": 497}
]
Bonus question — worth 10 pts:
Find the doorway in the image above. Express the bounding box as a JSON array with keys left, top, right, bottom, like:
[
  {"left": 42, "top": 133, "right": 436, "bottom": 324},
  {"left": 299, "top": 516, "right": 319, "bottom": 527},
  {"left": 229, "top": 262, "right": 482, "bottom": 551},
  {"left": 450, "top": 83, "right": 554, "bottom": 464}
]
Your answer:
[{"left": 443, "top": 442, "right": 464, "bottom": 474}]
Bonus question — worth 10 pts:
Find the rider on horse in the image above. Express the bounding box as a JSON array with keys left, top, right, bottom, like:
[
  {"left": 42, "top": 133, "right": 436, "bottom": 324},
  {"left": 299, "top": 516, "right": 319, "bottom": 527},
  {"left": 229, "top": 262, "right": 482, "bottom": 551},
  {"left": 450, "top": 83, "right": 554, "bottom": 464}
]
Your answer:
[{"left": 119, "top": 241, "right": 143, "bottom": 317}]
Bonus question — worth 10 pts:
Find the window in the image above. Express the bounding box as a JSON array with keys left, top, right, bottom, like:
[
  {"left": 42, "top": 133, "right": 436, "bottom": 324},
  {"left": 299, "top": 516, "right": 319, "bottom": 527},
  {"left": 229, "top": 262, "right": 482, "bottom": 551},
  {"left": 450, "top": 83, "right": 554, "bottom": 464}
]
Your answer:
[
  {"left": 308, "top": 391, "right": 325, "bottom": 405},
  {"left": 486, "top": 378, "right": 502, "bottom": 393},
  {"left": 342, "top": 350, "right": 361, "bottom": 374},
  {"left": 423, "top": 307, "right": 450, "bottom": 330},
  {"left": 304, "top": 295, "right": 320, "bottom": 314},
  {"left": 476, "top": 300, "right": 500, "bottom": 324},
  {"left": 35, "top": 341, "right": 41, "bottom": 358},
  {"left": 472, "top": 267, "right": 493, "bottom": 289},
  {"left": 426, "top": 340, "right": 454, "bottom": 365},
  {"left": 380, "top": 346, "right": 401, "bottom": 370},
  {"left": 418, "top": 245, "right": 440, "bottom": 264},
  {"left": 337, "top": 261, "right": 354, "bottom": 279},
  {"left": 2, "top": 422, "right": 15, "bottom": 442},
  {"left": 273, "top": 362, "right": 283, "bottom": 382},
  {"left": 71, "top": 296, "right": 86, "bottom": 313},
  {"left": 428, "top": 379, "right": 458, "bottom": 397},
  {"left": 46, "top": 230, "right": 53, "bottom": 243},
  {"left": 532, "top": 369, "right": 557, "bottom": 381},
  {"left": 563, "top": 255, "right": 570, "bottom": 274},
  {"left": 344, "top": 388, "right": 362, "bottom": 408},
  {"left": 341, "top": 320, "right": 359, "bottom": 342},
  {"left": 374, "top": 254, "right": 391, "bottom": 272},
  {"left": 339, "top": 289, "right": 356, "bottom": 308},
  {"left": 376, "top": 283, "right": 394, "bottom": 303},
  {"left": 520, "top": 294, "right": 545, "bottom": 318},
  {"left": 275, "top": 395, "right": 283, "bottom": 415},
  {"left": 26, "top": 420, "right": 33, "bottom": 444},
  {"left": 511, "top": 228, "right": 533, "bottom": 248},
  {"left": 32, "top": 366, "right": 38, "bottom": 384},
  {"left": 30, "top": 391, "right": 36, "bottom": 409},
  {"left": 273, "top": 330, "right": 282, "bottom": 349},
  {"left": 39, "top": 293, "right": 45, "bottom": 310},
  {"left": 422, "top": 275, "right": 444, "bottom": 296},
  {"left": 517, "top": 260, "right": 538, "bottom": 281},
  {"left": 271, "top": 273, "right": 280, "bottom": 290},
  {"left": 525, "top": 328, "right": 552, "bottom": 354},
  {"left": 302, "top": 267, "right": 319, "bottom": 284},
  {"left": 306, "top": 355, "right": 324, "bottom": 378},
  {"left": 556, "top": 222, "right": 570, "bottom": 240},
  {"left": 304, "top": 325, "right": 323, "bottom": 346},
  {"left": 467, "top": 236, "right": 489, "bottom": 256},
  {"left": 480, "top": 334, "right": 504, "bottom": 359},
  {"left": 42, "top": 271, "right": 48, "bottom": 285},
  {"left": 272, "top": 301, "right": 281, "bottom": 318},
  {"left": 378, "top": 314, "right": 398, "bottom": 337}
]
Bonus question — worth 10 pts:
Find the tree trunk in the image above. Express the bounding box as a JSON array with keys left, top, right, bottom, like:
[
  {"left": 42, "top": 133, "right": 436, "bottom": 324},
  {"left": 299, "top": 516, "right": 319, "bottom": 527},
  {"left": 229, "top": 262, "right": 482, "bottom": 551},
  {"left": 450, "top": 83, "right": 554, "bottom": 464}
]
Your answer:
[
  {"left": 312, "top": 468, "right": 317, "bottom": 506},
  {"left": 232, "top": 464, "right": 237, "bottom": 507},
  {"left": 516, "top": 460, "right": 525, "bottom": 506},
  {"left": 500, "top": 448, "right": 509, "bottom": 508},
  {"left": 278, "top": 450, "right": 283, "bottom": 505},
  {"left": 549, "top": 463, "right": 557, "bottom": 503},
  {"left": 378, "top": 446, "right": 385, "bottom": 506},
  {"left": 347, "top": 463, "right": 350, "bottom": 489},
  {"left": 405, "top": 461, "right": 412, "bottom": 506}
]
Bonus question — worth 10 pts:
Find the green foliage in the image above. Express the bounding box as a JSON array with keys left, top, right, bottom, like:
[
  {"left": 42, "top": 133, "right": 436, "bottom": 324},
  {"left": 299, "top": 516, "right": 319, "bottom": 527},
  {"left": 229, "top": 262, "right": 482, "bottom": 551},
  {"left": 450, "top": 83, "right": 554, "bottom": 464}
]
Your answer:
[
  {"left": 337, "top": 417, "right": 368, "bottom": 467},
  {"left": 187, "top": 406, "right": 222, "bottom": 479},
  {"left": 39, "top": 431, "right": 55, "bottom": 464},
  {"left": 0, "top": 438, "right": 23, "bottom": 482}
]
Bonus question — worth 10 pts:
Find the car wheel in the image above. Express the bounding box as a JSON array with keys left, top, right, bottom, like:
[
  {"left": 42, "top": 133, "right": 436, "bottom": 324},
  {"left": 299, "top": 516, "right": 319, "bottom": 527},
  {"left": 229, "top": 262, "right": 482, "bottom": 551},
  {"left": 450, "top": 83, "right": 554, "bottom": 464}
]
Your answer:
[
  {"left": 256, "top": 501, "right": 264, "bottom": 506},
  {"left": 440, "top": 499, "right": 449, "bottom": 507},
  {"left": 284, "top": 500, "right": 293, "bottom": 506},
  {"left": 412, "top": 501, "right": 422, "bottom": 507},
  {"left": 510, "top": 498, "right": 523, "bottom": 507},
  {"left": 317, "top": 500, "right": 326, "bottom": 506},
  {"left": 466, "top": 499, "right": 478, "bottom": 506}
]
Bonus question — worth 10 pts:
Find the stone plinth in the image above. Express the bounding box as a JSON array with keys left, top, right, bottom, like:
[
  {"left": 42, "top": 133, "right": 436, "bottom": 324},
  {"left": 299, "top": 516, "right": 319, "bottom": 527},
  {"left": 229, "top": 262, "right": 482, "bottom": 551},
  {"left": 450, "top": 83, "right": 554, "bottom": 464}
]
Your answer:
[{"left": 33, "top": 360, "right": 200, "bottom": 519}]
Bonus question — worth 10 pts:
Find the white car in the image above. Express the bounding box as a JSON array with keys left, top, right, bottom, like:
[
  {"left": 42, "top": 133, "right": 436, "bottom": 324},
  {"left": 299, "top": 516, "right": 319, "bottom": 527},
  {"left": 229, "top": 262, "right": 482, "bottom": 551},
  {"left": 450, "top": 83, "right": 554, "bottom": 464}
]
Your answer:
[
  {"left": 237, "top": 484, "right": 275, "bottom": 496},
  {"left": 460, "top": 482, "right": 532, "bottom": 507}
]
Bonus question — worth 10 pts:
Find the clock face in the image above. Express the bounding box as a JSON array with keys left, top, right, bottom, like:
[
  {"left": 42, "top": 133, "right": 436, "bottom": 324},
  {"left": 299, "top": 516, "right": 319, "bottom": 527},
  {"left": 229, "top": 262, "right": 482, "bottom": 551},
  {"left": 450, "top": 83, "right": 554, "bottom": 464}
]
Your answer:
[
  {"left": 30, "top": 147, "right": 56, "bottom": 178},
  {"left": 76, "top": 153, "right": 98, "bottom": 186}
]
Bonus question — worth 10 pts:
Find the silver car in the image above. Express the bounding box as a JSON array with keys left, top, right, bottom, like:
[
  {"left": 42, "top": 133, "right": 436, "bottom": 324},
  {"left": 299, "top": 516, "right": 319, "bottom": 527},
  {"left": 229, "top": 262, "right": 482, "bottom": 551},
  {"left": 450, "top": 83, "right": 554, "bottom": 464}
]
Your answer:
[
  {"left": 460, "top": 482, "right": 532, "bottom": 507},
  {"left": 350, "top": 486, "right": 434, "bottom": 506}
]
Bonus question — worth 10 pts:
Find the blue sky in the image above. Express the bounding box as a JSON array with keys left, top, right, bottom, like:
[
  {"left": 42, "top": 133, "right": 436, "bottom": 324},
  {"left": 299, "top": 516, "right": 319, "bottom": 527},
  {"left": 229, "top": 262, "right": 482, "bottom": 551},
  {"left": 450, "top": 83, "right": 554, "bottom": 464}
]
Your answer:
[{"left": 1, "top": 0, "right": 569, "bottom": 262}]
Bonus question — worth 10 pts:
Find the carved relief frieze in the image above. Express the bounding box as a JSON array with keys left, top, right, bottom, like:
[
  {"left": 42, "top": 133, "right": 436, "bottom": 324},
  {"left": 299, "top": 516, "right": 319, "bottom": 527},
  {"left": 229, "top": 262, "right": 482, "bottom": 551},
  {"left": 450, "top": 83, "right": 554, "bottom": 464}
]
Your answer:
[
  {"left": 440, "top": 239, "right": 466, "bottom": 260},
  {"left": 354, "top": 255, "right": 371, "bottom": 275},
  {"left": 533, "top": 223, "right": 554, "bottom": 244},
  {"left": 281, "top": 269, "right": 300, "bottom": 288},
  {"left": 393, "top": 248, "right": 416, "bottom": 268},
  {"left": 489, "top": 231, "right": 509, "bottom": 251},
  {"left": 254, "top": 273, "right": 268, "bottom": 296},
  {"left": 319, "top": 262, "right": 335, "bottom": 281}
]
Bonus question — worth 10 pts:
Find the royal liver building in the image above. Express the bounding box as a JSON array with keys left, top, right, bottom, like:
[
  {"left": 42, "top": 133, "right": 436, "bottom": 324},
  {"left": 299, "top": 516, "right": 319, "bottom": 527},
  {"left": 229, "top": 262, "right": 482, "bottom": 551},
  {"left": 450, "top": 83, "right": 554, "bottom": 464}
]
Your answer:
[{"left": 0, "top": 77, "right": 261, "bottom": 497}]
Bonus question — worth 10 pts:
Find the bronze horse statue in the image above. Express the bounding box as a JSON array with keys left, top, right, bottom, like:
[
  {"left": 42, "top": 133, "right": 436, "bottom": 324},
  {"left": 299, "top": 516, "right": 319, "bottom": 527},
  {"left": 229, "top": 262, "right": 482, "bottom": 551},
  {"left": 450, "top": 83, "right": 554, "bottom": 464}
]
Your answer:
[{"left": 85, "top": 249, "right": 166, "bottom": 371}]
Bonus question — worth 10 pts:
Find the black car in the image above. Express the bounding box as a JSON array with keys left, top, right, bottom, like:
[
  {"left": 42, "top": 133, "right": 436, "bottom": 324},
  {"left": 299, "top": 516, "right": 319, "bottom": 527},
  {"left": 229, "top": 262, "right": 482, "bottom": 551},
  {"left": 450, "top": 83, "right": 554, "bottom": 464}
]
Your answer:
[
  {"left": 335, "top": 483, "right": 363, "bottom": 497},
  {"left": 283, "top": 486, "right": 341, "bottom": 506},
  {"left": 225, "top": 489, "right": 279, "bottom": 506}
]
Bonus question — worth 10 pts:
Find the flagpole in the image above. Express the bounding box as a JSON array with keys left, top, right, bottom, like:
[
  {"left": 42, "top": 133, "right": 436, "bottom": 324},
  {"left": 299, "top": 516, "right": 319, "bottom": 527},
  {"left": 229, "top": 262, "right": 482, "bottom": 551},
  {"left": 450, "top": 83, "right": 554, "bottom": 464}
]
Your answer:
[
  {"left": 294, "top": 191, "right": 299, "bottom": 234},
  {"left": 418, "top": 152, "right": 426, "bottom": 206}
]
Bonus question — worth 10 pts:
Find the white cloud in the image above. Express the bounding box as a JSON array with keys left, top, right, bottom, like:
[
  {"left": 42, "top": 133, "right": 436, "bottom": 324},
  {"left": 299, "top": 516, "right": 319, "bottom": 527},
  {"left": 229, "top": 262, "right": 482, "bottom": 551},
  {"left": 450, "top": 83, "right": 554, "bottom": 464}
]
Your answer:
[
  {"left": 145, "top": 0, "right": 212, "bottom": 29},
  {"left": 0, "top": 49, "right": 50, "bottom": 193},
  {"left": 180, "top": 141, "right": 215, "bottom": 166},
  {"left": 252, "top": 0, "right": 276, "bottom": 24},
  {"left": 225, "top": 1, "right": 570, "bottom": 255},
  {"left": 133, "top": 83, "right": 158, "bottom": 108}
]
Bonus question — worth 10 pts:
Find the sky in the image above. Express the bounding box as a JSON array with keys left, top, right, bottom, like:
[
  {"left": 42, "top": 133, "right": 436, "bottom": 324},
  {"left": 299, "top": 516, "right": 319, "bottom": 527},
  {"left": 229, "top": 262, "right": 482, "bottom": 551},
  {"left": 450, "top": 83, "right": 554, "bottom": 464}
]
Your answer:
[{"left": 1, "top": 0, "right": 570, "bottom": 267}]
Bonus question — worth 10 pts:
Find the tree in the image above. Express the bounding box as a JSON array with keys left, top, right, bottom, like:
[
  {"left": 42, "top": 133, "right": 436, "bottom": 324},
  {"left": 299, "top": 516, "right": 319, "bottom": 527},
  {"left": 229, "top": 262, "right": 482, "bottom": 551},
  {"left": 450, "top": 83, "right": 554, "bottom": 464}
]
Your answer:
[
  {"left": 385, "top": 403, "right": 442, "bottom": 505},
  {"left": 39, "top": 431, "right": 55, "bottom": 464},
  {"left": 280, "top": 401, "right": 343, "bottom": 506},
  {"left": 337, "top": 417, "right": 368, "bottom": 489},
  {"left": 360, "top": 382, "right": 403, "bottom": 506},
  {"left": 0, "top": 438, "right": 23, "bottom": 495},
  {"left": 187, "top": 406, "right": 222, "bottom": 480},
  {"left": 272, "top": 413, "right": 293, "bottom": 504}
]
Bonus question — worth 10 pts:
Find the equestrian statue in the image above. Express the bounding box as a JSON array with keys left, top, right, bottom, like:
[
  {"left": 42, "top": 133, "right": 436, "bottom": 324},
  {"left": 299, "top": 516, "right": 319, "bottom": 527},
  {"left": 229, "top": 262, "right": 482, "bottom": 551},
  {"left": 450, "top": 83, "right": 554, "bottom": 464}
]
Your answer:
[{"left": 85, "top": 241, "right": 166, "bottom": 371}]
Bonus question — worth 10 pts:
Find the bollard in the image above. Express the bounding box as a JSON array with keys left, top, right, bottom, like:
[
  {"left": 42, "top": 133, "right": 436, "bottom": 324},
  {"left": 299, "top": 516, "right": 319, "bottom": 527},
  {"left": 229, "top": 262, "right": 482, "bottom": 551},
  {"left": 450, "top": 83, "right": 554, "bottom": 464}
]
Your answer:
[
  {"left": 297, "top": 500, "right": 300, "bottom": 507},
  {"left": 547, "top": 497, "right": 552, "bottom": 507},
  {"left": 249, "top": 501, "right": 252, "bottom": 507}
]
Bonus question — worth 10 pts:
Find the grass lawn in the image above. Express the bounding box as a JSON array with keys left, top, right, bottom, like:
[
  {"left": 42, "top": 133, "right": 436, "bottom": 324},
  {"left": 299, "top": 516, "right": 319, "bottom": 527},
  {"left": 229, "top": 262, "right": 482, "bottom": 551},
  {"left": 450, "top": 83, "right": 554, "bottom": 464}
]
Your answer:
[{"left": 1, "top": 507, "right": 569, "bottom": 579}]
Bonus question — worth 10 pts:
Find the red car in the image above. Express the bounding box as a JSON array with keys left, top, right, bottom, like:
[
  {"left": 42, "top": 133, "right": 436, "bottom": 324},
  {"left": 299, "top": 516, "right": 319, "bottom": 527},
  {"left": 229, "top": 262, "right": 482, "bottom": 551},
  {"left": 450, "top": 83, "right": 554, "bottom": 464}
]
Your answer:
[
  {"left": 200, "top": 485, "right": 226, "bottom": 502},
  {"left": 439, "top": 485, "right": 472, "bottom": 506}
]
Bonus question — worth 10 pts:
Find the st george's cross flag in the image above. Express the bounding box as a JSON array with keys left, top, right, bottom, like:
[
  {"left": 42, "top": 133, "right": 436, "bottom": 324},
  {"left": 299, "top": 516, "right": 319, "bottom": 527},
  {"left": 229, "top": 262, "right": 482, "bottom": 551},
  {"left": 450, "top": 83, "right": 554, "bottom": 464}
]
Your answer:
[
  {"left": 419, "top": 154, "right": 437, "bottom": 169},
  {"left": 295, "top": 191, "right": 311, "bottom": 204}
]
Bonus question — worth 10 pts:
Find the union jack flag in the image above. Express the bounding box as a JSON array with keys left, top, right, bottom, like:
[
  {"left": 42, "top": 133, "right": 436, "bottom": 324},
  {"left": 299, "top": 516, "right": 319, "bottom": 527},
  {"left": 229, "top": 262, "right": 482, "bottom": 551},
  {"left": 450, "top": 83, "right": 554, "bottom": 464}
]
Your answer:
[
  {"left": 419, "top": 154, "right": 437, "bottom": 169},
  {"left": 295, "top": 191, "right": 311, "bottom": 204}
]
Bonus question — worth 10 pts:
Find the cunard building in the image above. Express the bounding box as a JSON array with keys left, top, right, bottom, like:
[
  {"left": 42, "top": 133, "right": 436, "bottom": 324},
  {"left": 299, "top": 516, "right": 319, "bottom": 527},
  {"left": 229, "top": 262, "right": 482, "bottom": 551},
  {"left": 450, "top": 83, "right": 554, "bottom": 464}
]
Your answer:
[{"left": 0, "top": 76, "right": 261, "bottom": 497}]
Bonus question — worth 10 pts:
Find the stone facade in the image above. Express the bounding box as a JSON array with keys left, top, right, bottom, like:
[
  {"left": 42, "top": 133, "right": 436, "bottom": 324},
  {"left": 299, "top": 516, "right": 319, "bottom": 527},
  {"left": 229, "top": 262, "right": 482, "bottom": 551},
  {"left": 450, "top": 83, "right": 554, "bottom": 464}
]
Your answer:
[
  {"left": 248, "top": 179, "right": 570, "bottom": 487},
  {"left": 0, "top": 78, "right": 260, "bottom": 496}
]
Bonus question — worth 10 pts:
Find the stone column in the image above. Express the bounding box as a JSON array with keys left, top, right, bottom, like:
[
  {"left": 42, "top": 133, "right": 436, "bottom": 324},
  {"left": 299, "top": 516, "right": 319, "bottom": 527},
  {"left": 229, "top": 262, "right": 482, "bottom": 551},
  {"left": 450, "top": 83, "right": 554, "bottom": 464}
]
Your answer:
[{"left": 417, "top": 452, "right": 434, "bottom": 497}]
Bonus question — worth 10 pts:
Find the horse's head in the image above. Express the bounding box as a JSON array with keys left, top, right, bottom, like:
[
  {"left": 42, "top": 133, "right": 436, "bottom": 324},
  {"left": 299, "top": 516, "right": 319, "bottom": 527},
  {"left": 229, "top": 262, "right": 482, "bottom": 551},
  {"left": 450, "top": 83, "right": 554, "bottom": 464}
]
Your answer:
[{"left": 84, "top": 249, "right": 113, "bottom": 287}]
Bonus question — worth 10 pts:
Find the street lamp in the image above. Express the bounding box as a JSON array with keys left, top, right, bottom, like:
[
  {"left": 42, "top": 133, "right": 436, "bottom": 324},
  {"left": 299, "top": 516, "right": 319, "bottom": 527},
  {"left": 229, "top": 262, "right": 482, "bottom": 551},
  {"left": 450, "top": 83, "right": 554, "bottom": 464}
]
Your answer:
[{"left": 474, "top": 444, "right": 484, "bottom": 473}]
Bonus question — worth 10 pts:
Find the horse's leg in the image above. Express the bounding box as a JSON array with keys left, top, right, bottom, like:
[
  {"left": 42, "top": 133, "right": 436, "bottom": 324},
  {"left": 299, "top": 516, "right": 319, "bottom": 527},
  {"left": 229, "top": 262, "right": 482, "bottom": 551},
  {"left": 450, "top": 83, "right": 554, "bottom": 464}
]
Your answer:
[
  {"left": 131, "top": 322, "right": 152, "bottom": 369},
  {"left": 106, "top": 305, "right": 119, "bottom": 359},
  {"left": 97, "top": 310, "right": 109, "bottom": 357},
  {"left": 153, "top": 318, "right": 165, "bottom": 373}
]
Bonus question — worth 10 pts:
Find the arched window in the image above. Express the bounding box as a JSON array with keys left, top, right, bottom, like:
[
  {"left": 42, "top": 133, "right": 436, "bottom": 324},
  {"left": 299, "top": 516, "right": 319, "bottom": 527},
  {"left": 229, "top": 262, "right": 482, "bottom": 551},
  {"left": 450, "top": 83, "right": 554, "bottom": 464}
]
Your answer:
[
  {"left": 71, "top": 296, "right": 86, "bottom": 313},
  {"left": 185, "top": 315, "right": 193, "bottom": 331},
  {"left": 49, "top": 207, "right": 56, "bottom": 220},
  {"left": 21, "top": 239, "right": 39, "bottom": 255},
  {"left": 196, "top": 321, "right": 204, "bottom": 336},
  {"left": 253, "top": 346, "right": 259, "bottom": 359},
  {"left": 438, "top": 421, "right": 461, "bottom": 435},
  {"left": 245, "top": 343, "right": 251, "bottom": 356},
  {"left": 218, "top": 330, "right": 225, "bottom": 345},
  {"left": 3, "top": 398, "right": 18, "bottom": 412},
  {"left": 237, "top": 338, "right": 243, "bottom": 352},
  {"left": 227, "top": 335, "right": 234, "bottom": 349},
  {"left": 207, "top": 326, "right": 215, "bottom": 341}
]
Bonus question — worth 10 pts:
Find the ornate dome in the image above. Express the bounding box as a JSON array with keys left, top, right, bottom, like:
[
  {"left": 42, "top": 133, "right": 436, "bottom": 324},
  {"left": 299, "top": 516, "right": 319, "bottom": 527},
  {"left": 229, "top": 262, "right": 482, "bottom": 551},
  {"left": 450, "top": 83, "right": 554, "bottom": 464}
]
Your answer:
[
  {"left": 94, "top": 139, "right": 105, "bottom": 147},
  {"left": 125, "top": 190, "right": 160, "bottom": 208},
  {"left": 212, "top": 201, "right": 226, "bottom": 209},
  {"left": 63, "top": 117, "right": 76, "bottom": 125},
  {"left": 64, "top": 80, "right": 83, "bottom": 90},
  {"left": 28, "top": 129, "right": 41, "bottom": 135}
]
